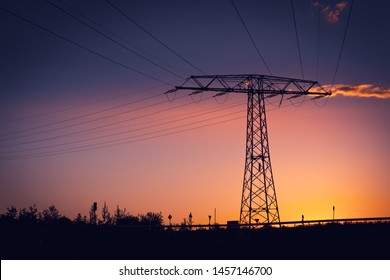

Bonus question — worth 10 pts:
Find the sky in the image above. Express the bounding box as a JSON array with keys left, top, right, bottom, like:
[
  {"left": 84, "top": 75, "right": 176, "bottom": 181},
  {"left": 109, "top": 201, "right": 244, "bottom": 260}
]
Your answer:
[{"left": 0, "top": 0, "right": 389, "bottom": 224}]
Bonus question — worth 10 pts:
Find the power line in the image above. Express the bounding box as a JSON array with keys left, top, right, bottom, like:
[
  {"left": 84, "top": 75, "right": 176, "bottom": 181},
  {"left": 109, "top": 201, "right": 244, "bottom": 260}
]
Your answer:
[
  {"left": 0, "top": 97, "right": 244, "bottom": 149},
  {"left": 331, "top": 0, "right": 354, "bottom": 88},
  {"left": 230, "top": 0, "right": 272, "bottom": 75},
  {"left": 1, "top": 110, "right": 246, "bottom": 159},
  {"left": 0, "top": 5, "right": 171, "bottom": 86},
  {"left": 74, "top": 99, "right": 243, "bottom": 137},
  {"left": 103, "top": 0, "right": 206, "bottom": 75},
  {"left": 55, "top": 0, "right": 190, "bottom": 78},
  {"left": 0, "top": 95, "right": 188, "bottom": 142},
  {"left": 316, "top": 0, "right": 321, "bottom": 81},
  {"left": 1, "top": 102, "right": 246, "bottom": 155},
  {"left": 1, "top": 115, "right": 244, "bottom": 160},
  {"left": 0, "top": 84, "right": 169, "bottom": 125},
  {"left": 45, "top": 0, "right": 185, "bottom": 80},
  {"left": 1, "top": 97, "right": 318, "bottom": 160},
  {"left": 1, "top": 93, "right": 225, "bottom": 147},
  {"left": 0, "top": 92, "right": 168, "bottom": 139},
  {"left": 290, "top": 0, "right": 304, "bottom": 79},
  {"left": 0, "top": 81, "right": 179, "bottom": 125},
  {"left": 3, "top": 94, "right": 290, "bottom": 150}
]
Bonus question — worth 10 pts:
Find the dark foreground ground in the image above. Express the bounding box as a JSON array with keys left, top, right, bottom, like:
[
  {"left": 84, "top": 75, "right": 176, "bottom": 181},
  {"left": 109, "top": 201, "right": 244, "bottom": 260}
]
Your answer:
[{"left": 1, "top": 222, "right": 389, "bottom": 259}]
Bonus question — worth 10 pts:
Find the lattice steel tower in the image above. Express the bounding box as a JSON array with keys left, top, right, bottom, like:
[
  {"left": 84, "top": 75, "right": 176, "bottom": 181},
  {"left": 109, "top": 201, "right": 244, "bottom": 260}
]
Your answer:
[{"left": 170, "top": 74, "right": 330, "bottom": 225}]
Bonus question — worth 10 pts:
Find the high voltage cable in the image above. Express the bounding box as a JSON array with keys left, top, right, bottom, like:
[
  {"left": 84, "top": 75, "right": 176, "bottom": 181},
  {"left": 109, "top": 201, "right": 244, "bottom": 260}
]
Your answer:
[
  {"left": 331, "top": 0, "right": 354, "bottom": 89},
  {"left": 290, "top": 0, "right": 305, "bottom": 79},
  {"left": 103, "top": 0, "right": 206, "bottom": 75},
  {"left": 1, "top": 110, "right": 246, "bottom": 159},
  {"left": 0, "top": 93, "right": 166, "bottom": 138},
  {"left": 1, "top": 98, "right": 245, "bottom": 149},
  {"left": 45, "top": 0, "right": 185, "bottom": 80},
  {"left": 1, "top": 103, "right": 247, "bottom": 154},
  {"left": 0, "top": 98, "right": 315, "bottom": 160},
  {"left": 0, "top": 95, "right": 189, "bottom": 142},
  {"left": 1, "top": 97, "right": 319, "bottom": 160},
  {"left": 0, "top": 5, "right": 171, "bottom": 86},
  {"left": 316, "top": 0, "right": 321, "bottom": 81},
  {"left": 55, "top": 0, "right": 190, "bottom": 77},
  {"left": 75, "top": 100, "right": 243, "bottom": 137},
  {"left": 1, "top": 97, "right": 192, "bottom": 147},
  {"left": 0, "top": 2, "right": 333, "bottom": 160},
  {"left": 0, "top": 83, "right": 171, "bottom": 125},
  {"left": 230, "top": 0, "right": 272, "bottom": 75},
  {"left": 0, "top": 94, "right": 224, "bottom": 146},
  {"left": 1, "top": 115, "right": 245, "bottom": 160}
]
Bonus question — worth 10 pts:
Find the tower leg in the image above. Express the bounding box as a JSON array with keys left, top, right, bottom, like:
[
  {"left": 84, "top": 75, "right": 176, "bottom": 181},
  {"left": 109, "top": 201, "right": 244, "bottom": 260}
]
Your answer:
[{"left": 240, "top": 91, "right": 280, "bottom": 225}]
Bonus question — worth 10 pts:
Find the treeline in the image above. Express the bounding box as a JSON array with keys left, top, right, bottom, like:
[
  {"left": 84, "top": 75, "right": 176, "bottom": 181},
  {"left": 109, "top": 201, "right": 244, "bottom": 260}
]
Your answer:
[{"left": 0, "top": 203, "right": 163, "bottom": 227}]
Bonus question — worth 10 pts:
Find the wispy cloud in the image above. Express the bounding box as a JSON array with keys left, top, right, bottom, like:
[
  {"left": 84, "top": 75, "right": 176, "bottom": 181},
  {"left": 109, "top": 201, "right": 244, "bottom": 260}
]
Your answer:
[
  {"left": 312, "top": 1, "right": 349, "bottom": 24},
  {"left": 322, "top": 84, "right": 390, "bottom": 99}
]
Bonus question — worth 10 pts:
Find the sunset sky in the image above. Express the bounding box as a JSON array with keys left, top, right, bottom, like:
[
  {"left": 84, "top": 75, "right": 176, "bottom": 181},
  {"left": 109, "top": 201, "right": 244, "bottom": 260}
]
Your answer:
[{"left": 0, "top": 0, "right": 389, "bottom": 224}]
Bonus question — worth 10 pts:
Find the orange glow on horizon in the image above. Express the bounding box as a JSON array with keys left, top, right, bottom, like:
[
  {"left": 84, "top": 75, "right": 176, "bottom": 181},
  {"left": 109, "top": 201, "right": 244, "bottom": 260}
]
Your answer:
[{"left": 1, "top": 88, "right": 389, "bottom": 225}]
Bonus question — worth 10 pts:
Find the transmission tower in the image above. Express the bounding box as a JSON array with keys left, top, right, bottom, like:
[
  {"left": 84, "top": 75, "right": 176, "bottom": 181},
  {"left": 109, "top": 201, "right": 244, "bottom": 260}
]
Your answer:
[{"left": 168, "top": 74, "right": 330, "bottom": 225}]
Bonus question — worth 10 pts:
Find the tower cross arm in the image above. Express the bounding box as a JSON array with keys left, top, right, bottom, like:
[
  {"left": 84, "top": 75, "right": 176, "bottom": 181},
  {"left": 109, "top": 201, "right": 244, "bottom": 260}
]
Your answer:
[{"left": 173, "top": 74, "right": 331, "bottom": 97}]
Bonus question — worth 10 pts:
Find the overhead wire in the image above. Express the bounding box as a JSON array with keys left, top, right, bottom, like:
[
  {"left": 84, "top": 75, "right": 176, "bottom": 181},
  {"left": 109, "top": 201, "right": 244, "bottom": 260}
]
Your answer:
[
  {"left": 0, "top": 96, "right": 244, "bottom": 149},
  {"left": 104, "top": 0, "right": 206, "bottom": 75},
  {"left": 45, "top": 0, "right": 185, "bottom": 80},
  {"left": 214, "top": 93, "right": 230, "bottom": 105},
  {"left": 190, "top": 93, "right": 204, "bottom": 104},
  {"left": 75, "top": 99, "right": 245, "bottom": 137},
  {"left": 313, "top": 95, "right": 330, "bottom": 108},
  {"left": 55, "top": 0, "right": 190, "bottom": 77},
  {"left": 290, "top": 0, "right": 305, "bottom": 79},
  {"left": 0, "top": 5, "right": 171, "bottom": 86},
  {"left": 1, "top": 95, "right": 320, "bottom": 160},
  {"left": 0, "top": 95, "right": 188, "bottom": 142},
  {"left": 288, "top": 96, "right": 306, "bottom": 107},
  {"left": 1, "top": 102, "right": 247, "bottom": 155},
  {"left": 316, "top": 0, "right": 321, "bottom": 81},
  {"left": 230, "top": 0, "right": 272, "bottom": 75},
  {"left": 0, "top": 2, "right": 336, "bottom": 160},
  {"left": 165, "top": 90, "right": 177, "bottom": 102},
  {"left": 331, "top": 0, "right": 354, "bottom": 90},
  {"left": 1, "top": 0, "right": 192, "bottom": 125},
  {"left": 0, "top": 83, "right": 171, "bottom": 125},
  {"left": 0, "top": 115, "right": 244, "bottom": 160},
  {"left": 0, "top": 92, "right": 166, "bottom": 138},
  {"left": 1, "top": 110, "right": 246, "bottom": 159}
]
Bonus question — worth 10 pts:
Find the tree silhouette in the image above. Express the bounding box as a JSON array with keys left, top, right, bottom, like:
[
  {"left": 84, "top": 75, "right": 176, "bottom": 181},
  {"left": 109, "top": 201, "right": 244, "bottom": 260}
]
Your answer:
[
  {"left": 114, "top": 205, "right": 126, "bottom": 225},
  {"left": 118, "top": 214, "right": 139, "bottom": 226},
  {"left": 88, "top": 204, "right": 97, "bottom": 225},
  {"left": 139, "top": 212, "right": 163, "bottom": 226},
  {"left": 18, "top": 204, "right": 39, "bottom": 224},
  {"left": 41, "top": 205, "right": 60, "bottom": 224},
  {"left": 3, "top": 206, "right": 18, "bottom": 220},
  {"left": 100, "top": 202, "right": 112, "bottom": 225},
  {"left": 74, "top": 213, "right": 88, "bottom": 225}
]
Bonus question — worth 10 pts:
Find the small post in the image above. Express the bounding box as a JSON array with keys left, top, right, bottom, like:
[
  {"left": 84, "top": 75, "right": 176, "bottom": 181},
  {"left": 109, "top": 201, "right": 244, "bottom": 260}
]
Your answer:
[
  {"left": 189, "top": 212, "right": 193, "bottom": 228},
  {"left": 302, "top": 214, "right": 304, "bottom": 226},
  {"left": 333, "top": 206, "right": 335, "bottom": 221},
  {"left": 92, "top": 202, "right": 97, "bottom": 225},
  {"left": 208, "top": 215, "right": 212, "bottom": 230}
]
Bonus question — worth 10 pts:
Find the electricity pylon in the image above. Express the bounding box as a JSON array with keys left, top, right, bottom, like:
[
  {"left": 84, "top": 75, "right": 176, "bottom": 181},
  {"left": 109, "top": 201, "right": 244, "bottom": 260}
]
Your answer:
[{"left": 168, "top": 74, "right": 331, "bottom": 225}]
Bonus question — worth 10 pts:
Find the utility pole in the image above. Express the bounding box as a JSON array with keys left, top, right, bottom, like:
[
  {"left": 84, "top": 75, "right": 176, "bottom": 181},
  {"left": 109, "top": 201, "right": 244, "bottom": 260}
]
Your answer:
[{"left": 170, "top": 74, "right": 330, "bottom": 225}]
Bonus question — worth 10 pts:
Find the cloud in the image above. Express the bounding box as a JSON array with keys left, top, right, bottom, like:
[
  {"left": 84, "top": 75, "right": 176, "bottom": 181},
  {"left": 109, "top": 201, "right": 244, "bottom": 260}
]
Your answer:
[
  {"left": 321, "top": 84, "right": 390, "bottom": 99},
  {"left": 312, "top": 1, "right": 348, "bottom": 24}
]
